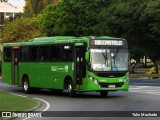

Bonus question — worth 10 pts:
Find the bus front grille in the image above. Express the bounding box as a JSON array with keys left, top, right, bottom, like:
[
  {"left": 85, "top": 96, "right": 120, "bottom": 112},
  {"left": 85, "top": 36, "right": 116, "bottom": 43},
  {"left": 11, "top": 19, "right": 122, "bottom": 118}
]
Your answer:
[{"left": 99, "top": 82, "right": 124, "bottom": 88}]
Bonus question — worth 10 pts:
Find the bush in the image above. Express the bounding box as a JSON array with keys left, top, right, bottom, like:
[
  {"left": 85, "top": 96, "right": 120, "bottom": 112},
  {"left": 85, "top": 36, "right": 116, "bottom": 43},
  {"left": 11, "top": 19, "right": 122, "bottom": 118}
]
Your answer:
[{"left": 2, "top": 16, "right": 44, "bottom": 42}]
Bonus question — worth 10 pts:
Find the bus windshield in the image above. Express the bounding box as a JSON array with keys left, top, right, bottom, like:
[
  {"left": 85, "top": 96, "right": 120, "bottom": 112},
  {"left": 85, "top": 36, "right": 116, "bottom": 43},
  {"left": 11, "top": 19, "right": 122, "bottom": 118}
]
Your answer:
[{"left": 90, "top": 48, "right": 128, "bottom": 71}]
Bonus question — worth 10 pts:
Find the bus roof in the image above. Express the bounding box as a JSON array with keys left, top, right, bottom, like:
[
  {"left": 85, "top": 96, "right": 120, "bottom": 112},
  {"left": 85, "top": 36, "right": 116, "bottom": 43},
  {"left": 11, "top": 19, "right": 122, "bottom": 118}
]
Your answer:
[{"left": 3, "top": 36, "right": 125, "bottom": 47}]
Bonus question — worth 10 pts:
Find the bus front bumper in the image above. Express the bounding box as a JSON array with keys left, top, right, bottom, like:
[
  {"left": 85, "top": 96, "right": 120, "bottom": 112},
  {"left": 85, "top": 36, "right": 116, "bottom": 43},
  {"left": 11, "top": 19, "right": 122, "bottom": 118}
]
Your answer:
[{"left": 82, "top": 78, "right": 129, "bottom": 92}]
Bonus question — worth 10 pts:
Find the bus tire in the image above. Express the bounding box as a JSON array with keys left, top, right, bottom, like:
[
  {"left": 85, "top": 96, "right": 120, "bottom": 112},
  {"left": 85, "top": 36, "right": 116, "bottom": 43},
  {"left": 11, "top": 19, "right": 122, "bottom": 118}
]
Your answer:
[
  {"left": 68, "top": 81, "right": 76, "bottom": 97},
  {"left": 100, "top": 91, "right": 108, "bottom": 97},
  {"left": 22, "top": 77, "right": 31, "bottom": 94}
]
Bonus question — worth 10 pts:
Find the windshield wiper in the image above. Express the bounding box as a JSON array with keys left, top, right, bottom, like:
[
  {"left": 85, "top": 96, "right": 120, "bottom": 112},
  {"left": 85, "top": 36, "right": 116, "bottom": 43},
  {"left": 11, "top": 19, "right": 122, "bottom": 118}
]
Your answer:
[
  {"left": 102, "top": 51, "right": 108, "bottom": 66},
  {"left": 112, "top": 47, "right": 121, "bottom": 71},
  {"left": 114, "top": 47, "right": 120, "bottom": 59}
]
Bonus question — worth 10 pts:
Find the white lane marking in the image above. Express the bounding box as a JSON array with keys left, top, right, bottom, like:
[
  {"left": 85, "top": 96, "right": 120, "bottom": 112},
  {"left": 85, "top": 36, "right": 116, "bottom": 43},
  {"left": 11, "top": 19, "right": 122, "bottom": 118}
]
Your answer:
[
  {"left": 130, "top": 91, "right": 160, "bottom": 96},
  {"left": 130, "top": 90, "right": 160, "bottom": 93},
  {"left": 9, "top": 93, "right": 50, "bottom": 111},
  {"left": 129, "top": 85, "right": 160, "bottom": 96},
  {"left": 129, "top": 87, "right": 148, "bottom": 90},
  {"left": 130, "top": 86, "right": 151, "bottom": 88},
  {"left": 33, "top": 97, "right": 50, "bottom": 111},
  {"left": 7, "top": 93, "right": 50, "bottom": 120},
  {"left": 129, "top": 86, "right": 151, "bottom": 90},
  {"left": 23, "top": 97, "right": 51, "bottom": 120}
]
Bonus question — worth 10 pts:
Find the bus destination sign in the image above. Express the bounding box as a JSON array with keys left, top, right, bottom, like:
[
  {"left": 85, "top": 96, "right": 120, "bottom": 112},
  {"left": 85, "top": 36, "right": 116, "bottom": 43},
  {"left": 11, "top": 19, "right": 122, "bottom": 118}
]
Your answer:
[{"left": 91, "top": 40, "right": 124, "bottom": 46}]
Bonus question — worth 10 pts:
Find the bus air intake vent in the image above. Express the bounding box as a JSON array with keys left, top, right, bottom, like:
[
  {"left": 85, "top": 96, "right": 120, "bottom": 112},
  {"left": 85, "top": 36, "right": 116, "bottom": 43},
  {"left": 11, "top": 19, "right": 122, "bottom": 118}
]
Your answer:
[{"left": 95, "top": 73, "right": 126, "bottom": 78}]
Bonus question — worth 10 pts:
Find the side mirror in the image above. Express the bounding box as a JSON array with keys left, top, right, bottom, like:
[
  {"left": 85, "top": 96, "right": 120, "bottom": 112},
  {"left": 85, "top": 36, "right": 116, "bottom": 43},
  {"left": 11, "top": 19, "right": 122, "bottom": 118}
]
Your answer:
[{"left": 85, "top": 51, "right": 89, "bottom": 61}]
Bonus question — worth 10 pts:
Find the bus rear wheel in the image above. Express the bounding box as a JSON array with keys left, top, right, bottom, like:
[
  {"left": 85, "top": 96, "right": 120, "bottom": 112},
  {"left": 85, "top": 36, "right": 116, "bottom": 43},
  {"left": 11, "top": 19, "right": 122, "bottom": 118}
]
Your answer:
[
  {"left": 67, "top": 81, "right": 76, "bottom": 97},
  {"left": 100, "top": 91, "right": 108, "bottom": 97},
  {"left": 23, "top": 77, "right": 31, "bottom": 94}
]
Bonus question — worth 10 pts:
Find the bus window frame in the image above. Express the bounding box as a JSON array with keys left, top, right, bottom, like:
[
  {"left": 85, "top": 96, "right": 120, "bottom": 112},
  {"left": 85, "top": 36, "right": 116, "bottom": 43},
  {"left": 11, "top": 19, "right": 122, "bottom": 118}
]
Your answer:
[
  {"left": 3, "top": 47, "right": 12, "bottom": 62},
  {"left": 19, "top": 43, "right": 74, "bottom": 63}
]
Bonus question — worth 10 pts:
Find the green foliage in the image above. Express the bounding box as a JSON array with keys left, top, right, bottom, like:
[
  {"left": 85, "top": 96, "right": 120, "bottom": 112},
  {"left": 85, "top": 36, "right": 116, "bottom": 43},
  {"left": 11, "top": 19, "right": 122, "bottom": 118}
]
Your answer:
[
  {"left": 2, "top": 16, "right": 44, "bottom": 42},
  {"left": 2, "top": 0, "right": 160, "bottom": 69},
  {"left": 94, "top": 0, "right": 160, "bottom": 68},
  {"left": 42, "top": 0, "right": 108, "bottom": 36},
  {"left": 41, "top": 0, "right": 160, "bottom": 68},
  {"left": 24, "top": 0, "right": 56, "bottom": 17},
  {"left": 140, "top": 0, "right": 160, "bottom": 67}
]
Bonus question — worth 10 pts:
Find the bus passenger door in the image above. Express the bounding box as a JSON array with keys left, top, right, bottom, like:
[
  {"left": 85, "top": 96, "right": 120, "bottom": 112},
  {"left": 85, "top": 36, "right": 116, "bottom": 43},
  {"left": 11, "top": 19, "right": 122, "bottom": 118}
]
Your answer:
[
  {"left": 11, "top": 47, "right": 20, "bottom": 85},
  {"left": 74, "top": 45, "right": 86, "bottom": 90}
]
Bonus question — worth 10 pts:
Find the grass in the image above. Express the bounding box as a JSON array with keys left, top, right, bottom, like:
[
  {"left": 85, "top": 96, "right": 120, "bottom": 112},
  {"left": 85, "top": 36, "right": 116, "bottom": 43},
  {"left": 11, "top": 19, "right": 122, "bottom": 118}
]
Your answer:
[{"left": 0, "top": 91, "right": 38, "bottom": 112}]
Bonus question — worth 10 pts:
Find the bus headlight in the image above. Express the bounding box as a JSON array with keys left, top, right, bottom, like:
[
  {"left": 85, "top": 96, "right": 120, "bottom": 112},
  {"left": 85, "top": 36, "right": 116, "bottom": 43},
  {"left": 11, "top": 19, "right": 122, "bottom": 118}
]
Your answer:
[
  {"left": 89, "top": 76, "right": 98, "bottom": 84},
  {"left": 89, "top": 76, "right": 93, "bottom": 81},
  {"left": 124, "top": 77, "right": 129, "bottom": 83},
  {"left": 93, "top": 79, "right": 98, "bottom": 84}
]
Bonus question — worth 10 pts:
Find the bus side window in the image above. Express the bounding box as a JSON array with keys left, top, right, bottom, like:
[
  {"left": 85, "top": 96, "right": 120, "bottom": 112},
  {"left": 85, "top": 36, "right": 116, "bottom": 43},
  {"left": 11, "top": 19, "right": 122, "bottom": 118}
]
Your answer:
[
  {"left": 36, "top": 47, "right": 43, "bottom": 61},
  {"left": 40, "top": 46, "right": 49, "bottom": 61},
  {"left": 29, "top": 47, "right": 37, "bottom": 61},
  {"left": 62, "top": 51, "right": 73, "bottom": 61},
  {"left": 4, "top": 48, "right": 11, "bottom": 62},
  {"left": 67, "top": 52, "right": 73, "bottom": 61},
  {"left": 50, "top": 45, "right": 61, "bottom": 61},
  {"left": 61, "top": 45, "right": 73, "bottom": 62},
  {"left": 21, "top": 47, "right": 29, "bottom": 61}
]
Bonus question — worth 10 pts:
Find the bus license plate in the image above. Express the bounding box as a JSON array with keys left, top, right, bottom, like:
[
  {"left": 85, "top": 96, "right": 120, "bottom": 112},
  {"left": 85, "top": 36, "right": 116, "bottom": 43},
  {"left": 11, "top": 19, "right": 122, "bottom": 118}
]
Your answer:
[{"left": 108, "top": 85, "right": 115, "bottom": 88}]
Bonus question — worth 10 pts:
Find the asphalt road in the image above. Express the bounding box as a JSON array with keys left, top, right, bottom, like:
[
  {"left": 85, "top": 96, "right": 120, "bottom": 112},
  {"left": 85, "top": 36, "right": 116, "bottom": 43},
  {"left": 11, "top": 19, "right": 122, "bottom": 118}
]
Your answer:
[{"left": 0, "top": 78, "right": 160, "bottom": 120}]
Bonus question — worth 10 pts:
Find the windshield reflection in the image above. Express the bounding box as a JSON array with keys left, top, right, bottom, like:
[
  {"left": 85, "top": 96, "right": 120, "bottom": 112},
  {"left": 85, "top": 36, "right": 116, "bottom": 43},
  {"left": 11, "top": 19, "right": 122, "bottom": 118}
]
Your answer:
[{"left": 90, "top": 48, "right": 128, "bottom": 71}]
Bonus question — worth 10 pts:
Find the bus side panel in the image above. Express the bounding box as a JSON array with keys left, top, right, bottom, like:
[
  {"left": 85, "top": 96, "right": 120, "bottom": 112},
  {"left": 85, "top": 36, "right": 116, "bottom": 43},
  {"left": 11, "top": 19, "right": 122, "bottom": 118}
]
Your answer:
[
  {"left": 19, "top": 62, "right": 53, "bottom": 88},
  {"left": 2, "top": 62, "right": 12, "bottom": 84},
  {"left": 19, "top": 62, "right": 74, "bottom": 89},
  {"left": 51, "top": 62, "right": 74, "bottom": 89}
]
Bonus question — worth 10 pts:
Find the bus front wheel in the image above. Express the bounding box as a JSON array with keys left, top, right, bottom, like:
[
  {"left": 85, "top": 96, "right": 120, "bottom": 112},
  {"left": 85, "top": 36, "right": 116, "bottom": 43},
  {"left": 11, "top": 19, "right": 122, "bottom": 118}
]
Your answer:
[
  {"left": 23, "top": 77, "right": 31, "bottom": 94},
  {"left": 67, "top": 81, "right": 76, "bottom": 97},
  {"left": 100, "top": 91, "right": 108, "bottom": 97}
]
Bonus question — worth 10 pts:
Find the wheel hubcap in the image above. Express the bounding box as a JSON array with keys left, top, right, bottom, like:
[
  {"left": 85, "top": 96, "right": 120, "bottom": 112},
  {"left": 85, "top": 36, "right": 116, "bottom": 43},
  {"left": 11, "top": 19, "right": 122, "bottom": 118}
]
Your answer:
[
  {"left": 24, "top": 81, "right": 28, "bottom": 91},
  {"left": 68, "top": 84, "right": 72, "bottom": 92}
]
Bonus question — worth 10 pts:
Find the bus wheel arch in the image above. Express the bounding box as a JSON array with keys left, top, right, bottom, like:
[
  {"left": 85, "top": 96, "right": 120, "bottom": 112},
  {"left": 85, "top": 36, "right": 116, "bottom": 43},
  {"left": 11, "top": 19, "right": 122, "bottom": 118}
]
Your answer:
[
  {"left": 64, "top": 76, "right": 76, "bottom": 97},
  {"left": 22, "top": 74, "right": 31, "bottom": 94},
  {"left": 64, "top": 76, "right": 72, "bottom": 89}
]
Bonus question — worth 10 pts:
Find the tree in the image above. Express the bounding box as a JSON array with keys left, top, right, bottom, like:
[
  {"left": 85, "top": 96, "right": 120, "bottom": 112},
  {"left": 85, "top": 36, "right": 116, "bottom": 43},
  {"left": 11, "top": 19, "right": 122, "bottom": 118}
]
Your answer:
[
  {"left": 96, "top": 0, "right": 160, "bottom": 73},
  {"left": 2, "top": 16, "right": 44, "bottom": 42},
  {"left": 95, "top": 0, "right": 146, "bottom": 72},
  {"left": 24, "top": 0, "right": 33, "bottom": 17},
  {"left": 24, "top": 0, "right": 58, "bottom": 17},
  {"left": 140, "top": 0, "right": 160, "bottom": 73},
  {"left": 42, "top": 0, "right": 108, "bottom": 36}
]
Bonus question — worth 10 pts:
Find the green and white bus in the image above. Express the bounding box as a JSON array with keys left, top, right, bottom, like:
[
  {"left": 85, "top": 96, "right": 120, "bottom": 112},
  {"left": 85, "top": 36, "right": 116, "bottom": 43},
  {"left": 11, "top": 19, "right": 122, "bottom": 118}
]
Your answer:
[{"left": 2, "top": 36, "right": 129, "bottom": 97}]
